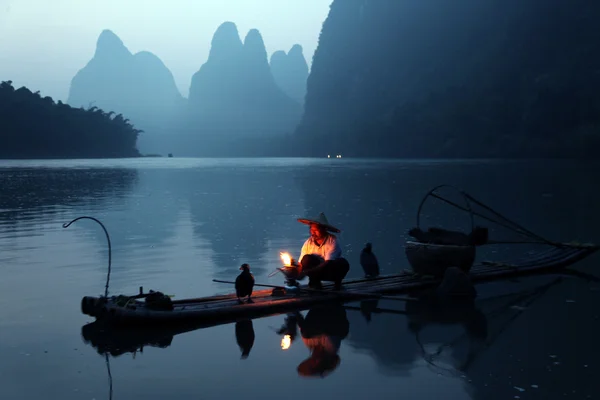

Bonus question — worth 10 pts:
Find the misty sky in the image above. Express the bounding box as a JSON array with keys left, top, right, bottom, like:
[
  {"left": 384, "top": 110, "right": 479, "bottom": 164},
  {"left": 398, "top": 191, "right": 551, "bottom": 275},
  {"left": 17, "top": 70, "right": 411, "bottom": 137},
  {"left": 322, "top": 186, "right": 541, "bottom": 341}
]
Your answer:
[{"left": 0, "top": 0, "right": 332, "bottom": 102}]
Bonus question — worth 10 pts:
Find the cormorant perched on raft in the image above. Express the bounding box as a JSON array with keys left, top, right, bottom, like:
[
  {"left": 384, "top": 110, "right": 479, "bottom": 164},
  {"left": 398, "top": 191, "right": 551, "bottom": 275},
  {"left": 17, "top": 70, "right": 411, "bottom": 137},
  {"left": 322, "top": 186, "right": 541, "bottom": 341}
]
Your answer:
[
  {"left": 360, "top": 242, "right": 380, "bottom": 278},
  {"left": 235, "top": 263, "right": 255, "bottom": 304}
]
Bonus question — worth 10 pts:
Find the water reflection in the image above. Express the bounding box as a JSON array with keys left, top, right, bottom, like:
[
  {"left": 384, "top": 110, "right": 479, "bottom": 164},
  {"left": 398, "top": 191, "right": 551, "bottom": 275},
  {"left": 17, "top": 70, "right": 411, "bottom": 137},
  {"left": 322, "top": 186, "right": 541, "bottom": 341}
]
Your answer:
[
  {"left": 235, "top": 319, "right": 255, "bottom": 359},
  {"left": 276, "top": 304, "right": 349, "bottom": 378},
  {"left": 179, "top": 167, "right": 306, "bottom": 278},
  {"left": 0, "top": 167, "right": 138, "bottom": 227},
  {"left": 81, "top": 302, "right": 350, "bottom": 379},
  {"left": 80, "top": 276, "right": 567, "bottom": 386},
  {"left": 407, "top": 296, "right": 489, "bottom": 377},
  {"left": 345, "top": 276, "right": 566, "bottom": 378},
  {"left": 82, "top": 320, "right": 192, "bottom": 358}
]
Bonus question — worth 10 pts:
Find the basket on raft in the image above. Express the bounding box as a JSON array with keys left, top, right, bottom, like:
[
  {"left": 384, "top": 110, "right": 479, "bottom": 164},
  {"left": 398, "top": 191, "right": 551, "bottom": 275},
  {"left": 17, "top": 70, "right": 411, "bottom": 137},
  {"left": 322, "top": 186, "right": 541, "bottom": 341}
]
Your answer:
[{"left": 405, "top": 185, "right": 488, "bottom": 278}]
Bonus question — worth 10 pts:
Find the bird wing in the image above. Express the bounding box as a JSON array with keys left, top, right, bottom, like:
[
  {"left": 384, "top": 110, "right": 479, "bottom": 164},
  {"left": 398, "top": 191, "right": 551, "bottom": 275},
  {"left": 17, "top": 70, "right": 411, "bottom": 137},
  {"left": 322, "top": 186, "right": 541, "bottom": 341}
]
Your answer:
[{"left": 360, "top": 252, "right": 367, "bottom": 266}]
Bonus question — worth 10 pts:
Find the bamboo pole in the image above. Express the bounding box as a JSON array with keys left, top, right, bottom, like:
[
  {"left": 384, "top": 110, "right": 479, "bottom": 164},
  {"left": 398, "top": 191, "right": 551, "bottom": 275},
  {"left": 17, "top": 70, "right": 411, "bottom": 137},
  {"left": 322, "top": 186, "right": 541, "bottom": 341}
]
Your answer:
[{"left": 211, "top": 279, "right": 417, "bottom": 302}]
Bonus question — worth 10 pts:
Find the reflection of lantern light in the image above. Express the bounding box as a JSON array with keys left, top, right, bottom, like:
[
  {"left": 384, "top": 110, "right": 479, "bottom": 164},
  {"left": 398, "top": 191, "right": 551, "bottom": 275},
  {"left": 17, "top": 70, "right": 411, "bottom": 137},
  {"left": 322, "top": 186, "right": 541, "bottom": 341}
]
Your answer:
[
  {"left": 280, "top": 252, "right": 292, "bottom": 266},
  {"left": 281, "top": 335, "right": 291, "bottom": 350}
]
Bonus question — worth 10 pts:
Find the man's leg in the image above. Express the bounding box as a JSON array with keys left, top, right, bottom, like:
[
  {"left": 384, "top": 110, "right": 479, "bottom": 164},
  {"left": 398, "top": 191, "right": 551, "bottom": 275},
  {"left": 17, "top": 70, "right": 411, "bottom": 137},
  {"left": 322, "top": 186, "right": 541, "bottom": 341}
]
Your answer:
[
  {"left": 329, "top": 258, "right": 350, "bottom": 290},
  {"left": 301, "top": 255, "right": 325, "bottom": 289},
  {"left": 303, "top": 258, "right": 350, "bottom": 290}
]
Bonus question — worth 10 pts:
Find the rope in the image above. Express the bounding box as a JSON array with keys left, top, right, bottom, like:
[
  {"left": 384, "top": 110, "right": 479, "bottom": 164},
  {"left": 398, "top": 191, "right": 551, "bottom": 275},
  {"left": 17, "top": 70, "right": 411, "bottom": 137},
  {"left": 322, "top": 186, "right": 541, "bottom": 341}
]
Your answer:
[
  {"left": 62, "top": 216, "right": 112, "bottom": 298},
  {"left": 463, "top": 192, "right": 559, "bottom": 247},
  {"left": 423, "top": 188, "right": 560, "bottom": 247},
  {"left": 429, "top": 193, "right": 524, "bottom": 234}
]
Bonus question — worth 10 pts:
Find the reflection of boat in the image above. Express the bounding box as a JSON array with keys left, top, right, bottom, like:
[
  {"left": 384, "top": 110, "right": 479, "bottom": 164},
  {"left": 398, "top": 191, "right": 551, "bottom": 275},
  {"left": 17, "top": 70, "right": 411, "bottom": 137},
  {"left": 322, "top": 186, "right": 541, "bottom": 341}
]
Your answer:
[
  {"left": 344, "top": 276, "right": 569, "bottom": 377},
  {"left": 82, "top": 317, "right": 256, "bottom": 360},
  {"left": 82, "top": 320, "right": 199, "bottom": 357},
  {"left": 409, "top": 279, "right": 562, "bottom": 377}
]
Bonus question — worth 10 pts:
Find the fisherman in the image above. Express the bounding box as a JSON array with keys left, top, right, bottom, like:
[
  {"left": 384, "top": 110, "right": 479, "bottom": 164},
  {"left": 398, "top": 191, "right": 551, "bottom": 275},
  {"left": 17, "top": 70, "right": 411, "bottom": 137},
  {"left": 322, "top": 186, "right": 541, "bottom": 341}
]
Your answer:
[{"left": 293, "top": 212, "right": 349, "bottom": 290}]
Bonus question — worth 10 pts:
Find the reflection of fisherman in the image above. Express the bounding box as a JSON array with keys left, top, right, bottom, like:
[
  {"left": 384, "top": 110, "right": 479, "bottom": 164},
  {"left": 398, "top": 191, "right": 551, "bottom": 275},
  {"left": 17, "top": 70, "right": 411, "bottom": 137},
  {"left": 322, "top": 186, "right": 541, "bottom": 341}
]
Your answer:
[
  {"left": 292, "top": 212, "right": 350, "bottom": 290},
  {"left": 294, "top": 304, "right": 350, "bottom": 378}
]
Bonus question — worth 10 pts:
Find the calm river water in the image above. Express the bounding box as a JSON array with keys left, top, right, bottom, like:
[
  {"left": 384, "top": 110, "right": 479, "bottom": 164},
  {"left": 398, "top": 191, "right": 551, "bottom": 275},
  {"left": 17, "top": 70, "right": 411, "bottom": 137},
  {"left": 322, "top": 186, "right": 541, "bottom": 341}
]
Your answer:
[{"left": 0, "top": 158, "right": 599, "bottom": 400}]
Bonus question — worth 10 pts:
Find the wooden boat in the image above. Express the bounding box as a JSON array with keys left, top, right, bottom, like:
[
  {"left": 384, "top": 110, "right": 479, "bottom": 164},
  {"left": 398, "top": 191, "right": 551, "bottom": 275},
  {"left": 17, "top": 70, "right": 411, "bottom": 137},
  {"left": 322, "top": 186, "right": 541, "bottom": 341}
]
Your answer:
[
  {"left": 405, "top": 185, "right": 493, "bottom": 276},
  {"left": 405, "top": 240, "right": 476, "bottom": 276},
  {"left": 80, "top": 241, "right": 598, "bottom": 327},
  {"left": 404, "top": 184, "right": 565, "bottom": 277}
]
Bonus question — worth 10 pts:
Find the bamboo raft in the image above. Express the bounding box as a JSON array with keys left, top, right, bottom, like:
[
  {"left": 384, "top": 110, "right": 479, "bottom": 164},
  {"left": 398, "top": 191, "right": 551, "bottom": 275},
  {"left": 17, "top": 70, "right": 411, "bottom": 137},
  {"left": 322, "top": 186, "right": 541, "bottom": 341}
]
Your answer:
[
  {"left": 78, "top": 242, "right": 598, "bottom": 326},
  {"left": 66, "top": 185, "right": 600, "bottom": 328},
  {"left": 81, "top": 274, "right": 581, "bottom": 359}
]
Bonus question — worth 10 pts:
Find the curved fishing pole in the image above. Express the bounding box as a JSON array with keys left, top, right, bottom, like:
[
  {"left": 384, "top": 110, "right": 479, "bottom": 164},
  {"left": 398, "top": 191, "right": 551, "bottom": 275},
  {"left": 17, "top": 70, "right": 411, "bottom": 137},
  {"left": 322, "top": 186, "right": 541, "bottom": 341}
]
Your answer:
[
  {"left": 62, "top": 216, "right": 112, "bottom": 298},
  {"left": 416, "top": 184, "right": 475, "bottom": 231}
]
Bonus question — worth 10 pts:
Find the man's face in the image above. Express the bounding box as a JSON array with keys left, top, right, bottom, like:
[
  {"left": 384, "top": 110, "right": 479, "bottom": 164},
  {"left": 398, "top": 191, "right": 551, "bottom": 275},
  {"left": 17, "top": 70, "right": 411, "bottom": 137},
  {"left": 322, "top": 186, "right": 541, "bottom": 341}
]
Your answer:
[{"left": 309, "top": 224, "right": 325, "bottom": 240}]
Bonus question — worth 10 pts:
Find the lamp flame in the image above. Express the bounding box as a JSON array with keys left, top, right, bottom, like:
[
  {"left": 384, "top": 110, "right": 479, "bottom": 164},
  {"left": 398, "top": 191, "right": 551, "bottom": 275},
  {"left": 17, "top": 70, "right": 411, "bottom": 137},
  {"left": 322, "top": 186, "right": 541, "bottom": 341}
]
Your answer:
[
  {"left": 280, "top": 252, "right": 292, "bottom": 266},
  {"left": 281, "top": 334, "right": 291, "bottom": 350}
]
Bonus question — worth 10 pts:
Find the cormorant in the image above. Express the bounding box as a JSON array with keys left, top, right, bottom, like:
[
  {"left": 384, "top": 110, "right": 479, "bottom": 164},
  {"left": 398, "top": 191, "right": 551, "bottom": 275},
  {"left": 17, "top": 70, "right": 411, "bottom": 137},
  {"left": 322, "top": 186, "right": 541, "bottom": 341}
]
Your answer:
[
  {"left": 235, "top": 263, "right": 255, "bottom": 304},
  {"left": 360, "top": 242, "right": 380, "bottom": 278}
]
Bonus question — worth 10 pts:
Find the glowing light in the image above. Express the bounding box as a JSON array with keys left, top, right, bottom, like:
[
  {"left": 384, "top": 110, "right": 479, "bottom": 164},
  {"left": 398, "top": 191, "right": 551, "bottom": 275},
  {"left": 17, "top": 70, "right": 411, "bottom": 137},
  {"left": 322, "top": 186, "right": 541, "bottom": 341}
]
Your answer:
[
  {"left": 280, "top": 252, "right": 292, "bottom": 266},
  {"left": 327, "top": 154, "right": 331, "bottom": 158},
  {"left": 281, "top": 335, "right": 291, "bottom": 350}
]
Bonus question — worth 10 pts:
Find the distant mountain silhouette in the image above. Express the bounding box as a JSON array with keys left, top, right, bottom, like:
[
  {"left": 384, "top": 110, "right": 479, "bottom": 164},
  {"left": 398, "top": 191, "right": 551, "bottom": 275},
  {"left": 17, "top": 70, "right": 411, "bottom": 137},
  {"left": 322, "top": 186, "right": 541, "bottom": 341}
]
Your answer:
[
  {"left": 67, "top": 29, "right": 184, "bottom": 133},
  {"left": 296, "top": 0, "right": 600, "bottom": 158},
  {"left": 270, "top": 44, "right": 309, "bottom": 105},
  {"left": 186, "top": 22, "right": 302, "bottom": 137},
  {"left": 0, "top": 80, "right": 141, "bottom": 159}
]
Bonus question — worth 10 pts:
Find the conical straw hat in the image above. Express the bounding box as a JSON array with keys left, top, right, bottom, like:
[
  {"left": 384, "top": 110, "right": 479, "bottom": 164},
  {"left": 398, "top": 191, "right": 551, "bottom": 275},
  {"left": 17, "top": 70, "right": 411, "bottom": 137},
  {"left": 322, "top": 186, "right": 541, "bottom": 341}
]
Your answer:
[{"left": 297, "top": 212, "right": 340, "bottom": 233}]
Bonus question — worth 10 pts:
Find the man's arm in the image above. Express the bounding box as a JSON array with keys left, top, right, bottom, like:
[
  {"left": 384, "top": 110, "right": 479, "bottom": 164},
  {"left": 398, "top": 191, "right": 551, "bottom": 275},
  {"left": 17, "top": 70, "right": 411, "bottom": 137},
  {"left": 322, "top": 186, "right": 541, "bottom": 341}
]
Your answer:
[
  {"left": 296, "top": 239, "right": 309, "bottom": 265},
  {"left": 298, "top": 241, "right": 307, "bottom": 263},
  {"left": 323, "top": 236, "right": 342, "bottom": 261}
]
